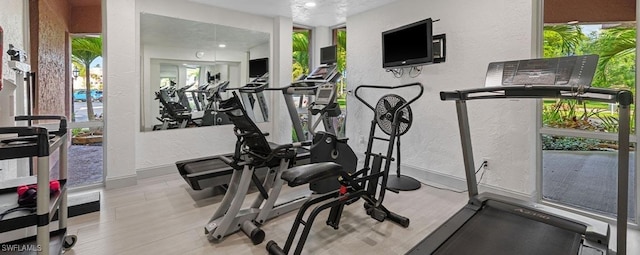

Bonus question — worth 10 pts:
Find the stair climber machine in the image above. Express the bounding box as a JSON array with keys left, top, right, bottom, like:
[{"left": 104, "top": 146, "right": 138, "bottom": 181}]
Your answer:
[
  {"left": 199, "top": 92, "right": 350, "bottom": 245},
  {"left": 267, "top": 82, "right": 424, "bottom": 255}
]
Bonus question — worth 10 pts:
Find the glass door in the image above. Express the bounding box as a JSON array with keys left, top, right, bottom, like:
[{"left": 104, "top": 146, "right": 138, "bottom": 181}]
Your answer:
[{"left": 68, "top": 34, "right": 104, "bottom": 188}]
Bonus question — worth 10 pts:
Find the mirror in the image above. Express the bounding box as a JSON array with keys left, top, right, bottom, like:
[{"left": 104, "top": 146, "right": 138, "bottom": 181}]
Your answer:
[{"left": 140, "top": 13, "right": 270, "bottom": 131}]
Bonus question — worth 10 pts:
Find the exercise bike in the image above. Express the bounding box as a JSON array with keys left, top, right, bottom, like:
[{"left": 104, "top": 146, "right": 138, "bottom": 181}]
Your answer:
[{"left": 266, "top": 82, "right": 424, "bottom": 255}]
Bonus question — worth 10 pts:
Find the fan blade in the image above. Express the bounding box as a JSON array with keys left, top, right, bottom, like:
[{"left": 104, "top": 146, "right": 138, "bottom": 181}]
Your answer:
[
  {"left": 383, "top": 98, "right": 393, "bottom": 111},
  {"left": 391, "top": 101, "right": 404, "bottom": 114}
]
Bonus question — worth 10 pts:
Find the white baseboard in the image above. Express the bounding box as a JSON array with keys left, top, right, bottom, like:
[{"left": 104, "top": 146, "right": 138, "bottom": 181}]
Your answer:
[
  {"left": 105, "top": 174, "right": 137, "bottom": 189},
  {"left": 136, "top": 164, "right": 176, "bottom": 179},
  {"left": 103, "top": 165, "right": 176, "bottom": 190},
  {"left": 400, "top": 164, "right": 533, "bottom": 201}
]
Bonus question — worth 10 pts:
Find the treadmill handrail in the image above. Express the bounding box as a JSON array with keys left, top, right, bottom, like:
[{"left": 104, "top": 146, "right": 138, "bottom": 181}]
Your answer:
[
  {"left": 440, "top": 84, "right": 632, "bottom": 255},
  {"left": 440, "top": 85, "right": 633, "bottom": 106}
]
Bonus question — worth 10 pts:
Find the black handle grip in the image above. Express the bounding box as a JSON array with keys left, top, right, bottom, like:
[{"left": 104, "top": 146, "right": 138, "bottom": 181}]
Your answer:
[
  {"left": 266, "top": 240, "right": 287, "bottom": 255},
  {"left": 15, "top": 115, "right": 67, "bottom": 133},
  {"left": 354, "top": 82, "right": 424, "bottom": 112}
]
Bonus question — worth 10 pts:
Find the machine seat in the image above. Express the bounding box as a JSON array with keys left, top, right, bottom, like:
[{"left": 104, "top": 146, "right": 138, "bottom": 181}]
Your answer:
[{"left": 282, "top": 162, "right": 343, "bottom": 187}]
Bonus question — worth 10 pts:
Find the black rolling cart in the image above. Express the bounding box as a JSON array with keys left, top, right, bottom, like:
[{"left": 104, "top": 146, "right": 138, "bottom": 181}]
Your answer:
[{"left": 0, "top": 116, "right": 77, "bottom": 254}]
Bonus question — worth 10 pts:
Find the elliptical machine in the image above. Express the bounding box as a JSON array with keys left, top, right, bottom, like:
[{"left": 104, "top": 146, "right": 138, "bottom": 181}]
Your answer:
[{"left": 266, "top": 82, "right": 424, "bottom": 255}]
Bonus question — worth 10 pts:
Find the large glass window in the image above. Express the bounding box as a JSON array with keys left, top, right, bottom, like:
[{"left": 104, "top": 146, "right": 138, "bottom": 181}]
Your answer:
[
  {"left": 333, "top": 27, "right": 347, "bottom": 137},
  {"left": 540, "top": 22, "right": 637, "bottom": 220}
]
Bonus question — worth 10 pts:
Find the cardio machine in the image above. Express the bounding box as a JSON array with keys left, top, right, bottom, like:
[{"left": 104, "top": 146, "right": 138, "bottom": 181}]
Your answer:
[
  {"left": 266, "top": 82, "right": 424, "bottom": 255},
  {"left": 269, "top": 62, "right": 357, "bottom": 193},
  {"left": 202, "top": 92, "right": 317, "bottom": 244},
  {"left": 276, "top": 64, "right": 342, "bottom": 141},
  {"left": 237, "top": 72, "right": 270, "bottom": 122},
  {"left": 407, "top": 55, "right": 631, "bottom": 255}
]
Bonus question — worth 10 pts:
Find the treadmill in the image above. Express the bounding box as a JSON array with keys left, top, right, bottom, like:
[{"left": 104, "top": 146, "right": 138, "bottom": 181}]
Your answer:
[
  {"left": 407, "top": 55, "right": 631, "bottom": 255},
  {"left": 238, "top": 73, "right": 270, "bottom": 122}
]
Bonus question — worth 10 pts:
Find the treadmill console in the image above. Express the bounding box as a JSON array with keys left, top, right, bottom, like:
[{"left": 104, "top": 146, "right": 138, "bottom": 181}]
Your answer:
[
  {"left": 485, "top": 55, "right": 598, "bottom": 87},
  {"left": 291, "top": 64, "right": 340, "bottom": 87},
  {"left": 313, "top": 84, "right": 336, "bottom": 107}
]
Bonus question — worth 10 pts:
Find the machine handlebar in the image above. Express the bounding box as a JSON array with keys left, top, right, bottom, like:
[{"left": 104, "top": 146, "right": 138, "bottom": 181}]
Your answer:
[{"left": 354, "top": 82, "right": 424, "bottom": 113}]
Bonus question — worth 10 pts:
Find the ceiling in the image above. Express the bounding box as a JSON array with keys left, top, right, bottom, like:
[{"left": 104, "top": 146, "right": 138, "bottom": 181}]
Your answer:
[
  {"left": 188, "top": 0, "right": 400, "bottom": 27},
  {"left": 140, "top": 13, "right": 270, "bottom": 52}
]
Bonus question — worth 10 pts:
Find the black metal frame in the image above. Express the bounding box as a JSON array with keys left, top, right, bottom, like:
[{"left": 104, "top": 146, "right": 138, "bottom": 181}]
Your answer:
[
  {"left": 408, "top": 86, "right": 631, "bottom": 255},
  {"left": 266, "top": 83, "right": 423, "bottom": 255},
  {"left": 356, "top": 82, "right": 425, "bottom": 192}
]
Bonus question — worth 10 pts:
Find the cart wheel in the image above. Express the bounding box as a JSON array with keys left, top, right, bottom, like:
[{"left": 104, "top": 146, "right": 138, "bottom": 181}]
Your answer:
[{"left": 62, "top": 235, "right": 77, "bottom": 251}]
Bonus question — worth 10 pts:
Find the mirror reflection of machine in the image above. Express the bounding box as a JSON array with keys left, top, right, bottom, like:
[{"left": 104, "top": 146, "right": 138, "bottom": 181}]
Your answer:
[{"left": 153, "top": 71, "right": 231, "bottom": 130}]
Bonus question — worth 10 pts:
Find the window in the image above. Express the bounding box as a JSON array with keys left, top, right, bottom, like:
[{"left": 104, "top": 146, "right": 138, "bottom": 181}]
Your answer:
[{"left": 539, "top": 18, "right": 637, "bottom": 220}]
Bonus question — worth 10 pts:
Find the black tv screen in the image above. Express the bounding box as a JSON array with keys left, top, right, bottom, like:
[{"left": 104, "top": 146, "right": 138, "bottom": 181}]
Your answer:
[
  {"left": 320, "top": 45, "right": 337, "bottom": 65},
  {"left": 249, "top": 58, "right": 268, "bottom": 77},
  {"left": 382, "top": 18, "right": 433, "bottom": 69}
]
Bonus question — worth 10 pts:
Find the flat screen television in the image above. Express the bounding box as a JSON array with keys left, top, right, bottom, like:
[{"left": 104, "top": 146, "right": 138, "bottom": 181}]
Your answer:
[
  {"left": 249, "top": 58, "right": 268, "bottom": 78},
  {"left": 382, "top": 18, "right": 433, "bottom": 69},
  {"left": 320, "top": 45, "right": 337, "bottom": 65}
]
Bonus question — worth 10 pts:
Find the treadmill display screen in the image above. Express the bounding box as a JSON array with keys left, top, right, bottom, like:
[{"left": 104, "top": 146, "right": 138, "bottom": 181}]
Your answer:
[
  {"left": 307, "top": 65, "right": 336, "bottom": 80},
  {"left": 317, "top": 89, "right": 332, "bottom": 99}
]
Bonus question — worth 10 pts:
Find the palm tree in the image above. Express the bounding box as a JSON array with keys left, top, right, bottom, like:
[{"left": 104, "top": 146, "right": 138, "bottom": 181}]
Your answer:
[
  {"left": 292, "top": 31, "right": 309, "bottom": 79},
  {"left": 543, "top": 25, "right": 584, "bottom": 57},
  {"left": 335, "top": 29, "right": 347, "bottom": 98},
  {"left": 72, "top": 36, "right": 102, "bottom": 121},
  {"left": 593, "top": 27, "right": 636, "bottom": 88}
]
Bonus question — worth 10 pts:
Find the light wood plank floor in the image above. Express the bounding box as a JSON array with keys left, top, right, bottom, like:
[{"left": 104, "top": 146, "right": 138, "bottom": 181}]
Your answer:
[{"left": 62, "top": 173, "right": 639, "bottom": 255}]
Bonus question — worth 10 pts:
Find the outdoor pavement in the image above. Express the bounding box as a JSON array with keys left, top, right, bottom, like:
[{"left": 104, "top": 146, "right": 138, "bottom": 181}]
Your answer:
[{"left": 543, "top": 150, "right": 637, "bottom": 219}]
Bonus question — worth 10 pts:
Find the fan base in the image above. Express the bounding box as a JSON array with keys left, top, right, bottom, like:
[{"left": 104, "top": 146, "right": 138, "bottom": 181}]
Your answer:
[{"left": 387, "top": 175, "right": 421, "bottom": 191}]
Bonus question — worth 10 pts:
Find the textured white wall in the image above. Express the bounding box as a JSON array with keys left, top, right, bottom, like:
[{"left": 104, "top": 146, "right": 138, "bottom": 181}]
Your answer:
[
  {"left": 311, "top": 26, "right": 331, "bottom": 69},
  {"left": 346, "top": 0, "right": 537, "bottom": 195},
  {"left": 0, "top": 0, "right": 24, "bottom": 85},
  {"left": 105, "top": 0, "right": 282, "bottom": 185},
  {"left": 104, "top": 0, "right": 138, "bottom": 187},
  {"left": 270, "top": 17, "right": 294, "bottom": 144}
]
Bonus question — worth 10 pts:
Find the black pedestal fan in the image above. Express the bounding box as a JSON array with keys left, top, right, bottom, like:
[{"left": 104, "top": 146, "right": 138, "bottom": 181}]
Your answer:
[
  {"left": 355, "top": 82, "right": 424, "bottom": 192},
  {"left": 375, "top": 94, "right": 421, "bottom": 191}
]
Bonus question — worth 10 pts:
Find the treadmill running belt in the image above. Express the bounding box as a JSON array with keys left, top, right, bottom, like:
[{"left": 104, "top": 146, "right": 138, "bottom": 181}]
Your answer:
[
  {"left": 183, "top": 159, "right": 231, "bottom": 175},
  {"left": 434, "top": 205, "right": 582, "bottom": 255}
]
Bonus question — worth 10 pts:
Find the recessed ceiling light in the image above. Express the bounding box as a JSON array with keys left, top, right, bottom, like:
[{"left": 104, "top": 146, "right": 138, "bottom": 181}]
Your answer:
[
  {"left": 305, "top": 2, "right": 316, "bottom": 7},
  {"left": 218, "top": 44, "right": 226, "bottom": 48}
]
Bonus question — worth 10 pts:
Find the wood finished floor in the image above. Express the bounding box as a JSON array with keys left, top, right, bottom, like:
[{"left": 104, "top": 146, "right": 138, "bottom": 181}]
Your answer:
[{"left": 62, "top": 173, "right": 639, "bottom": 255}]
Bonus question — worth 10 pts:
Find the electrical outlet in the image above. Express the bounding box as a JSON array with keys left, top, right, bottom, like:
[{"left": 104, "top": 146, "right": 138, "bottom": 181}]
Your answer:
[{"left": 482, "top": 157, "right": 490, "bottom": 170}]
